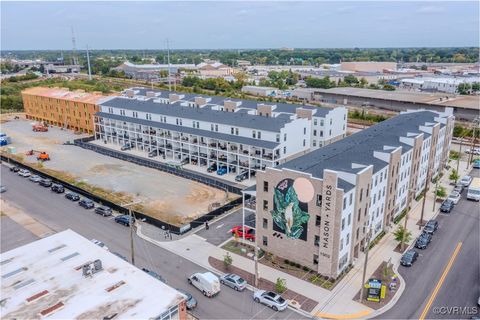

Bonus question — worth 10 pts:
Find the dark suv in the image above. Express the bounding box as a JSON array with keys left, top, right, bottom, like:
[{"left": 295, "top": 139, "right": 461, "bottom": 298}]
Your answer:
[
  {"left": 51, "top": 184, "right": 65, "bottom": 193},
  {"left": 10, "top": 166, "right": 20, "bottom": 172},
  {"left": 79, "top": 198, "right": 95, "bottom": 209},
  {"left": 423, "top": 220, "right": 438, "bottom": 234},
  {"left": 400, "top": 250, "right": 419, "bottom": 267},
  {"left": 65, "top": 192, "right": 80, "bottom": 201},
  {"left": 95, "top": 206, "right": 112, "bottom": 217},
  {"left": 115, "top": 215, "right": 133, "bottom": 226},
  {"left": 440, "top": 199, "right": 454, "bottom": 213},
  {"left": 39, "top": 178, "right": 52, "bottom": 187}
]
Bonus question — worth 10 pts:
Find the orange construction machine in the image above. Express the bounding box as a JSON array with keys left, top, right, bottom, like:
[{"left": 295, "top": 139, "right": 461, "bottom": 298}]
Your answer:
[
  {"left": 32, "top": 123, "right": 48, "bottom": 132},
  {"left": 26, "top": 150, "right": 51, "bottom": 161}
]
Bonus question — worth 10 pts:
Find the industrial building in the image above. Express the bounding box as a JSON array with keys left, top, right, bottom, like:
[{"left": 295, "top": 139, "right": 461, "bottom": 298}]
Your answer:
[
  {"left": 241, "top": 85, "right": 279, "bottom": 97},
  {"left": 114, "top": 61, "right": 197, "bottom": 80},
  {"left": 0, "top": 229, "right": 186, "bottom": 320},
  {"left": 340, "top": 61, "right": 397, "bottom": 73},
  {"left": 21, "top": 87, "right": 109, "bottom": 134},
  {"left": 94, "top": 87, "right": 347, "bottom": 180},
  {"left": 244, "top": 108, "right": 454, "bottom": 278}
]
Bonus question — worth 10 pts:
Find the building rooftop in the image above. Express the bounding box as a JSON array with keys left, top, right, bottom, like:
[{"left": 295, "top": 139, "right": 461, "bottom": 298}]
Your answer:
[
  {"left": 0, "top": 229, "right": 184, "bottom": 319},
  {"left": 280, "top": 110, "right": 447, "bottom": 191},
  {"left": 306, "top": 87, "right": 479, "bottom": 110},
  {"left": 22, "top": 87, "right": 109, "bottom": 104}
]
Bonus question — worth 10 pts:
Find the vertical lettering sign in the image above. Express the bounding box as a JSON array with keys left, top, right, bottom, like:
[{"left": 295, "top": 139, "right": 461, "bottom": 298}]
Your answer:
[{"left": 319, "top": 172, "right": 336, "bottom": 262}]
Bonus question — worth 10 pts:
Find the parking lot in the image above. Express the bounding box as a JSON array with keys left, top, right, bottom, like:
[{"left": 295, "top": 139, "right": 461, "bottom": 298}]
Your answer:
[{"left": 1, "top": 118, "right": 234, "bottom": 226}]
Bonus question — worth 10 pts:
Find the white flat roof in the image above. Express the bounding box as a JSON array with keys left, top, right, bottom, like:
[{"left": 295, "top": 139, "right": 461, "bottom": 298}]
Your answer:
[{"left": 1, "top": 229, "right": 184, "bottom": 319}]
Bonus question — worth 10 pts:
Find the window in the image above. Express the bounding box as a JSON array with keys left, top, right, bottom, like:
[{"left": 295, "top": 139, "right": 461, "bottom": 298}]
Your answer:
[
  {"left": 263, "top": 181, "right": 269, "bottom": 192},
  {"left": 316, "top": 195, "right": 322, "bottom": 207},
  {"left": 358, "top": 209, "right": 361, "bottom": 221},
  {"left": 348, "top": 213, "right": 351, "bottom": 225},
  {"left": 341, "top": 218, "right": 345, "bottom": 230},
  {"left": 313, "top": 140, "right": 317, "bottom": 147},
  {"left": 276, "top": 134, "right": 280, "bottom": 143},
  {"left": 314, "top": 235, "right": 320, "bottom": 246},
  {"left": 340, "top": 239, "right": 344, "bottom": 250},
  {"left": 263, "top": 236, "right": 268, "bottom": 246},
  {"left": 283, "top": 146, "right": 286, "bottom": 154},
  {"left": 349, "top": 193, "right": 353, "bottom": 205},
  {"left": 284, "top": 133, "right": 287, "bottom": 141},
  {"left": 343, "top": 197, "right": 347, "bottom": 210},
  {"left": 258, "top": 131, "right": 261, "bottom": 139},
  {"left": 360, "top": 189, "right": 363, "bottom": 201},
  {"left": 263, "top": 218, "right": 268, "bottom": 229},
  {"left": 329, "top": 129, "right": 332, "bottom": 136},
  {"left": 231, "top": 127, "right": 234, "bottom": 134},
  {"left": 235, "top": 128, "right": 239, "bottom": 135},
  {"left": 314, "top": 119, "right": 317, "bottom": 125},
  {"left": 304, "top": 127, "right": 306, "bottom": 134},
  {"left": 346, "top": 233, "right": 350, "bottom": 245},
  {"left": 320, "top": 120, "right": 324, "bottom": 126},
  {"left": 319, "top": 131, "right": 324, "bottom": 137},
  {"left": 211, "top": 124, "right": 214, "bottom": 131},
  {"left": 263, "top": 200, "right": 268, "bottom": 210},
  {"left": 215, "top": 124, "right": 218, "bottom": 132},
  {"left": 315, "top": 215, "right": 321, "bottom": 226},
  {"left": 313, "top": 130, "right": 317, "bottom": 136},
  {"left": 313, "top": 254, "right": 319, "bottom": 265},
  {"left": 252, "top": 130, "right": 256, "bottom": 138},
  {"left": 303, "top": 139, "right": 306, "bottom": 147}
]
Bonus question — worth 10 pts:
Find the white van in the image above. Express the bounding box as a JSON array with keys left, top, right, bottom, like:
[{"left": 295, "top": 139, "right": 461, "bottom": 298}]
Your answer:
[
  {"left": 187, "top": 272, "right": 221, "bottom": 297},
  {"left": 467, "top": 177, "right": 480, "bottom": 201}
]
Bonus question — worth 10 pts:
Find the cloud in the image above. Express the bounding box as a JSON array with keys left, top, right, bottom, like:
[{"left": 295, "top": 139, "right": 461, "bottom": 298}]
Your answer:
[{"left": 416, "top": 6, "right": 446, "bottom": 14}]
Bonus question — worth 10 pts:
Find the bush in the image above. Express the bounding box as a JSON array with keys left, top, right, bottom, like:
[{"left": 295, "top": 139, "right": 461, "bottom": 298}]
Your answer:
[
  {"left": 275, "top": 278, "right": 287, "bottom": 294},
  {"left": 302, "top": 266, "right": 310, "bottom": 272},
  {"left": 223, "top": 252, "right": 233, "bottom": 269},
  {"left": 284, "top": 259, "right": 290, "bottom": 264},
  {"left": 393, "top": 208, "right": 408, "bottom": 224},
  {"left": 436, "top": 186, "right": 447, "bottom": 198}
]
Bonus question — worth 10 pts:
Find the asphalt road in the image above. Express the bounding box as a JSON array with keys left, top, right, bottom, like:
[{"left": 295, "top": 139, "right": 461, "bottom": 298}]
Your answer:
[
  {"left": 197, "top": 208, "right": 256, "bottom": 246},
  {"left": 0, "top": 165, "right": 307, "bottom": 320},
  {"left": 0, "top": 216, "right": 39, "bottom": 253},
  {"left": 380, "top": 168, "right": 480, "bottom": 319}
]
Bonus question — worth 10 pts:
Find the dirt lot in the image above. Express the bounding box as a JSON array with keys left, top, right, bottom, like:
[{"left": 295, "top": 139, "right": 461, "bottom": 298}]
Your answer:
[{"left": 1, "top": 117, "right": 234, "bottom": 226}]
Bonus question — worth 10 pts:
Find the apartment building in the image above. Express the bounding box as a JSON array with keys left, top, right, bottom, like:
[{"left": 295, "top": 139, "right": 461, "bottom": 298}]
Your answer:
[
  {"left": 22, "top": 87, "right": 108, "bottom": 134},
  {"left": 93, "top": 88, "right": 346, "bottom": 180},
  {"left": 246, "top": 108, "right": 454, "bottom": 278}
]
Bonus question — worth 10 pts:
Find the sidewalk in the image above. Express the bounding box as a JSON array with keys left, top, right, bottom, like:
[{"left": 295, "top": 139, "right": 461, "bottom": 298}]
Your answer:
[{"left": 136, "top": 159, "right": 472, "bottom": 319}]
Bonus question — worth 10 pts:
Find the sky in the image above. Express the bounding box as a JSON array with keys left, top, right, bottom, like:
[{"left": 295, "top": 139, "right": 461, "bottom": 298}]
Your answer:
[{"left": 1, "top": 1, "right": 479, "bottom": 50}]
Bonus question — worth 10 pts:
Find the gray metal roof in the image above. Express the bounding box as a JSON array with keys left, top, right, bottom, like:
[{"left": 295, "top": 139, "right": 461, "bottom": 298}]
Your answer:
[
  {"left": 125, "top": 87, "right": 333, "bottom": 117},
  {"left": 96, "top": 112, "right": 280, "bottom": 149},
  {"left": 280, "top": 110, "right": 446, "bottom": 185},
  {"left": 101, "top": 97, "right": 293, "bottom": 132}
]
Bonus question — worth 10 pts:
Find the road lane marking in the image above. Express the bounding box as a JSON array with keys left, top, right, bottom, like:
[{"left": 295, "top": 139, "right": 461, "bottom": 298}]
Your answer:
[
  {"left": 315, "top": 309, "right": 371, "bottom": 319},
  {"left": 216, "top": 223, "right": 224, "bottom": 229},
  {"left": 419, "top": 242, "right": 463, "bottom": 320}
]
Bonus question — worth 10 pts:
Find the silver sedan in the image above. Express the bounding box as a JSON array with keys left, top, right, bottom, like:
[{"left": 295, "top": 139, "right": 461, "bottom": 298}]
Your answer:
[{"left": 219, "top": 273, "right": 247, "bottom": 291}]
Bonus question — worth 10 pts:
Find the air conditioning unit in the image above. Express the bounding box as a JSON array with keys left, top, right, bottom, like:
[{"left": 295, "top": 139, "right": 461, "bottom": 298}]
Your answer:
[{"left": 82, "top": 259, "right": 103, "bottom": 277}]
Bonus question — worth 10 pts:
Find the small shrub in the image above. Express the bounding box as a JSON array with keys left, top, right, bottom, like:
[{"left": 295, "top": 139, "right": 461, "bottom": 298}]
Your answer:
[
  {"left": 275, "top": 277, "right": 287, "bottom": 294},
  {"left": 284, "top": 259, "right": 289, "bottom": 264},
  {"left": 302, "top": 266, "right": 310, "bottom": 272},
  {"left": 223, "top": 252, "right": 233, "bottom": 269}
]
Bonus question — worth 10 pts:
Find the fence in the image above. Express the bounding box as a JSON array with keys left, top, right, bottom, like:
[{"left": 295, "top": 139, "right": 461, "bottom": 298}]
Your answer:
[
  {"left": 73, "top": 137, "right": 243, "bottom": 195},
  {"left": 1, "top": 154, "right": 246, "bottom": 234}
]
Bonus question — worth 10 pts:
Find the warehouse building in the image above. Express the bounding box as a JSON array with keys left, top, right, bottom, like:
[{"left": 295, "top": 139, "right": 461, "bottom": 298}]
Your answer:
[
  {"left": 114, "top": 61, "right": 197, "bottom": 80},
  {"left": 94, "top": 87, "right": 347, "bottom": 180},
  {"left": 244, "top": 108, "right": 453, "bottom": 278},
  {"left": 22, "top": 87, "right": 109, "bottom": 134},
  {"left": 241, "top": 85, "right": 279, "bottom": 97},
  {"left": 0, "top": 229, "right": 186, "bottom": 320}
]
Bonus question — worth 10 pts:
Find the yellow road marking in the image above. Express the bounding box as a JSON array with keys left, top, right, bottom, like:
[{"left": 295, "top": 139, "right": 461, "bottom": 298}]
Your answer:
[
  {"left": 315, "top": 309, "right": 371, "bottom": 319},
  {"left": 419, "top": 242, "right": 463, "bottom": 320}
]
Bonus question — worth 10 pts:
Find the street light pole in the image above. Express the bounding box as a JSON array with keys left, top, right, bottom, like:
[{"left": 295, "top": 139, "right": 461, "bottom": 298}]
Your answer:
[
  {"left": 402, "top": 188, "right": 415, "bottom": 252},
  {"left": 359, "top": 225, "right": 372, "bottom": 302}
]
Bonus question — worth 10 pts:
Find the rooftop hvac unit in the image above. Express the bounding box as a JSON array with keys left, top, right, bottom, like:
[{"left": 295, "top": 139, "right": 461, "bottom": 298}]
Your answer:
[{"left": 82, "top": 259, "right": 103, "bottom": 277}]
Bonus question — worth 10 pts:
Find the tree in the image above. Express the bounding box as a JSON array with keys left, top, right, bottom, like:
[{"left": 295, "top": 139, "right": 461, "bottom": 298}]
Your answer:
[
  {"left": 448, "top": 169, "right": 460, "bottom": 183},
  {"left": 223, "top": 252, "right": 233, "bottom": 269},
  {"left": 457, "top": 83, "right": 472, "bottom": 95},
  {"left": 305, "top": 76, "right": 335, "bottom": 89},
  {"left": 383, "top": 84, "right": 396, "bottom": 91},
  {"left": 394, "top": 226, "right": 412, "bottom": 248},
  {"left": 344, "top": 75, "right": 359, "bottom": 86},
  {"left": 275, "top": 278, "right": 287, "bottom": 294},
  {"left": 182, "top": 76, "right": 201, "bottom": 87},
  {"left": 436, "top": 186, "right": 447, "bottom": 198},
  {"left": 472, "top": 82, "right": 480, "bottom": 92}
]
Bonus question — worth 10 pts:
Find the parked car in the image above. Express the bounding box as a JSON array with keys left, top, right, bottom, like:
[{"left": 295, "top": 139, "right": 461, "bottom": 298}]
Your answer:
[
  {"left": 39, "top": 178, "right": 52, "bottom": 187},
  {"left": 253, "top": 290, "right": 288, "bottom": 311},
  {"left": 18, "top": 169, "right": 31, "bottom": 177},
  {"left": 229, "top": 226, "right": 255, "bottom": 241},
  {"left": 112, "top": 252, "right": 129, "bottom": 262},
  {"left": 216, "top": 166, "right": 228, "bottom": 176},
  {"left": 414, "top": 233, "right": 432, "bottom": 250},
  {"left": 473, "top": 160, "right": 480, "bottom": 169},
  {"left": 115, "top": 214, "right": 133, "bottom": 226},
  {"left": 95, "top": 206, "right": 112, "bottom": 217},
  {"left": 400, "top": 250, "right": 419, "bottom": 267},
  {"left": 447, "top": 191, "right": 461, "bottom": 204},
  {"left": 142, "top": 268, "right": 166, "bottom": 283},
  {"left": 10, "top": 166, "right": 20, "bottom": 172},
  {"left": 220, "top": 273, "right": 247, "bottom": 291},
  {"left": 460, "top": 175, "right": 473, "bottom": 187},
  {"left": 29, "top": 175, "right": 42, "bottom": 183},
  {"left": 453, "top": 183, "right": 464, "bottom": 194},
  {"left": 187, "top": 272, "right": 221, "bottom": 297},
  {"left": 176, "top": 288, "right": 197, "bottom": 310},
  {"left": 79, "top": 198, "right": 95, "bottom": 209},
  {"left": 148, "top": 149, "right": 159, "bottom": 157},
  {"left": 440, "top": 199, "right": 454, "bottom": 213},
  {"left": 121, "top": 143, "right": 132, "bottom": 151},
  {"left": 90, "top": 239, "right": 109, "bottom": 251},
  {"left": 65, "top": 192, "right": 80, "bottom": 201},
  {"left": 207, "top": 163, "right": 217, "bottom": 173},
  {"left": 51, "top": 184, "right": 65, "bottom": 193},
  {"left": 0, "top": 185, "right": 6, "bottom": 193},
  {"left": 423, "top": 220, "right": 438, "bottom": 234},
  {"left": 235, "top": 171, "right": 249, "bottom": 182}
]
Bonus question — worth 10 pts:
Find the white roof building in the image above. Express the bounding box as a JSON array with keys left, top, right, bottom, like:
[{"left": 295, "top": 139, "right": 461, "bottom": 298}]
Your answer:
[{"left": 0, "top": 229, "right": 186, "bottom": 320}]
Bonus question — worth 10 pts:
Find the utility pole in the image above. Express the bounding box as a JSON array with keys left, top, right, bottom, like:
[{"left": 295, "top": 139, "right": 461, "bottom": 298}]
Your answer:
[
  {"left": 432, "top": 179, "right": 439, "bottom": 211},
  {"left": 122, "top": 200, "right": 142, "bottom": 265},
  {"left": 456, "top": 137, "right": 463, "bottom": 175},
  {"left": 419, "top": 160, "right": 432, "bottom": 229},
  {"left": 166, "top": 39, "right": 171, "bottom": 91},
  {"left": 71, "top": 26, "right": 78, "bottom": 66},
  {"left": 86, "top": 45, "right": 92, "bottom": 81},
  {"left": 254, "top": 240, "right": 259, "bottom": 287},
  {"left": 402, "top": 188, "right": 415, "bottom": 251},
  {"left": 359, "top": 226, "right": 372, "bottom": 302}
]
